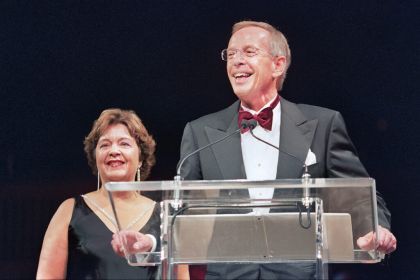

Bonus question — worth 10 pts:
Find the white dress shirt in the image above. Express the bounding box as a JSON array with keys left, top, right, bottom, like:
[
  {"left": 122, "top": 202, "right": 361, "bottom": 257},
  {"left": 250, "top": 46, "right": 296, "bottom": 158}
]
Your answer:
[{"left": 240, "top": 96, "right": 281, "bottom": 214}]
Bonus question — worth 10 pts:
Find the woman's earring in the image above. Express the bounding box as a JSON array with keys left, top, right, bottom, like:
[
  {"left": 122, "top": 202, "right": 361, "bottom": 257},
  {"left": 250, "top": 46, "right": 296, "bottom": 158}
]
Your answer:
[
  {"left": 97, "top": 171, "right": 100, "bottom": 191},
  {"left": 137, "top": 166, "right": 141, "bottom": 181}
]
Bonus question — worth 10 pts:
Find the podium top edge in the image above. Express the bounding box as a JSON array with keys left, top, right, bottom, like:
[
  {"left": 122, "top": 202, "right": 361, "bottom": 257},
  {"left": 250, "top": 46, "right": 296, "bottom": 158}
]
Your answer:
[{"left": 104, "top": 178, "right": 375, "bottom": 192}]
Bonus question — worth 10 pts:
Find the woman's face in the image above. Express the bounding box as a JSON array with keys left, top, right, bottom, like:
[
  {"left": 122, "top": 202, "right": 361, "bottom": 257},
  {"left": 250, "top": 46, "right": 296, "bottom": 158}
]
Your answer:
[{"left": 95, "top": 123, "right": 140, "bottom": 185}]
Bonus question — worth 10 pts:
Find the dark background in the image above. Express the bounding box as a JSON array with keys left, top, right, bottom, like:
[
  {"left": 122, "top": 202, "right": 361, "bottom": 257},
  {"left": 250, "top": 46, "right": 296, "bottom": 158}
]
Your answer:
[{"left": 1, "top": 1, "right": 419, "bottom": 279}]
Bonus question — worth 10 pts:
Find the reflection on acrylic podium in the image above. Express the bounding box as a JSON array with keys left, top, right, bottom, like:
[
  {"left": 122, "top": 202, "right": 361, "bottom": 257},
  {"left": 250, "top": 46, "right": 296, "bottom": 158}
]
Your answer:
[{"left": 106, "top": 178, "right": 383, "bottom": 280}]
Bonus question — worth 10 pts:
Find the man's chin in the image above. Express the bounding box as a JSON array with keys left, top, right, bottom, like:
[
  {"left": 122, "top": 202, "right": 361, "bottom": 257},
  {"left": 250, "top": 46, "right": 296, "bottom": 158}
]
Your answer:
[
  {"left": 233, "top": 89, "right": 254, "bottom": 100},
  {"left": 232, "top": 85, "right": 252, "bottom": 98}
]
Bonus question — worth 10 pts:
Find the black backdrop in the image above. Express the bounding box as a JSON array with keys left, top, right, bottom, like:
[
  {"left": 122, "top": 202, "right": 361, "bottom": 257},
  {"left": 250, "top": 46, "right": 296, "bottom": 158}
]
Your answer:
[{"left": 1, "top": 1, "right": 419, "bottom": 279}]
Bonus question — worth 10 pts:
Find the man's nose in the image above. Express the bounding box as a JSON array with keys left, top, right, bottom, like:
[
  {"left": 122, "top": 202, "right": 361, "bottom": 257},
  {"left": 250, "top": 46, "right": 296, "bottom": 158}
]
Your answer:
[{"left": 232, "top": 51, "right": 246, "bottom": 65}]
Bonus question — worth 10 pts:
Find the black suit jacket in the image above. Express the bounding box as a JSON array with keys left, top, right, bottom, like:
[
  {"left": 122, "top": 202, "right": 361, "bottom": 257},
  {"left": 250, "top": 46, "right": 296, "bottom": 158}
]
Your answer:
[{"left": 179, "top": 97, "right": 391, "bottom": 229}]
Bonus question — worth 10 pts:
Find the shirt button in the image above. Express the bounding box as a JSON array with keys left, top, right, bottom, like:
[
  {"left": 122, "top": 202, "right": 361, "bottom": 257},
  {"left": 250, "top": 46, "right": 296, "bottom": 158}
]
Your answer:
[{"left": 257, "top": 163, "right": 261, "bottom": 167}]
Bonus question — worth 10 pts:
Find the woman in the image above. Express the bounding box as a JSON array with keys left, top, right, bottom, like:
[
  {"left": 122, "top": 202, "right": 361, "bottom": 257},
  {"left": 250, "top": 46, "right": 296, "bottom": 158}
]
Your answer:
[{"left": 37, "top": 108, "right": 160, "bottom": 279}]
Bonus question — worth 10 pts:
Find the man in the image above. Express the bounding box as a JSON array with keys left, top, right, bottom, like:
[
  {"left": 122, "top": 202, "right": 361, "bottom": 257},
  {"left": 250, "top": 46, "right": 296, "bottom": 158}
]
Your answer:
[{"left": 179, "top": 21, "right": 397, "bottom": 279}]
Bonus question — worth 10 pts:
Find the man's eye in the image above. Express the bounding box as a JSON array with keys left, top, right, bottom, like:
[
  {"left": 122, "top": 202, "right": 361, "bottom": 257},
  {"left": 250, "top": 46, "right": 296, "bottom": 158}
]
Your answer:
[
  {"left": 227, "top": 51, "right": 236, "bottom": 58},
  {"left": 121, "top": 142, "right": 131, "bottom": 147},
  {"left": 245, "top": 49, "right": 257, "bottom": 56},
  {"left": 99, "top": 143, "right": 109, "bottom": 148}
]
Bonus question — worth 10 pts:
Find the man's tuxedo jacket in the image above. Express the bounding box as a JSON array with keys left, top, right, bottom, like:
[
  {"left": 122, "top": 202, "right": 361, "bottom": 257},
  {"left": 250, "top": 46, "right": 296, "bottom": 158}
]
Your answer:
[{"left": 179, "top": 97, "right": 391, "bottom": 229}]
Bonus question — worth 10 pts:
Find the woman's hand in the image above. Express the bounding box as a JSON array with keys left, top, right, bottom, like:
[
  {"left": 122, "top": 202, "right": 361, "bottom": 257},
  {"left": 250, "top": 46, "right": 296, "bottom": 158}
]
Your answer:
[{"left": 111, "top": 230, "right": 154, "bottom": 257}]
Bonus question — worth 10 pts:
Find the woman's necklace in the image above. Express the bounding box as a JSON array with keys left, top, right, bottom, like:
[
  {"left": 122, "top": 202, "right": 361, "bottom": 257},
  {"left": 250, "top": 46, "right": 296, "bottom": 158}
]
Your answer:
[{"left": 81, "top": 194, "right": 156, "bottom": 230}]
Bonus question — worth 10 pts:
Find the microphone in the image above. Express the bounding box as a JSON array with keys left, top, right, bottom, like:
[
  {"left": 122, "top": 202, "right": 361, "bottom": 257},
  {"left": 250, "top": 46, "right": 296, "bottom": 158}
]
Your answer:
[
  {"left": 172, "top": 121, "right": 250, "bottom": 209},
  {"left": 247, "top": 119, "right": 280, "bottom": 151},
  {"left": 175, "top": 121, "right": 249, "bottom": 179},
  {"left": 245, "top": 119, "right": 313, "bottom": 228},
  {"left": 245, "top": 119, "right": 309, "bottom": 179}
]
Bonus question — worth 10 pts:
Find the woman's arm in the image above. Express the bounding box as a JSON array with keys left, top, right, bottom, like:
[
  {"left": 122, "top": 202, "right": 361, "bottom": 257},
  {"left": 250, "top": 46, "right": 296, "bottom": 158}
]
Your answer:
[
  {"left": 176, "top": 264, "right": 190, "bottom": 280},
  {"left": 36, "top": 198, "right": 75, "bottom": 279}
]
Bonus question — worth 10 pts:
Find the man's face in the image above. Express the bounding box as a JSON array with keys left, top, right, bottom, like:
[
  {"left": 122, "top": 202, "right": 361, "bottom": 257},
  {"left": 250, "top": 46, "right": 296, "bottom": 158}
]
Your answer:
[{"left": 226, "top": 26, "right": 278, "bottom": 101}]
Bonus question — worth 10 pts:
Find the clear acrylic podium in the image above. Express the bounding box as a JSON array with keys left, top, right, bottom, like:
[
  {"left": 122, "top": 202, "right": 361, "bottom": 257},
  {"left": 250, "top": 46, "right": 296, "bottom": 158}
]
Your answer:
[{"left": 105, "top": 178, "right": 383, "bottom": 280}]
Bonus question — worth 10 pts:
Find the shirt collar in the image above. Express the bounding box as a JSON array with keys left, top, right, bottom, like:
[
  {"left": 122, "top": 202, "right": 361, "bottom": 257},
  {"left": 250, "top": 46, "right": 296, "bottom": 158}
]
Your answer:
[{"left": 240, "top": 95, "right": 280, "bottom": 114}]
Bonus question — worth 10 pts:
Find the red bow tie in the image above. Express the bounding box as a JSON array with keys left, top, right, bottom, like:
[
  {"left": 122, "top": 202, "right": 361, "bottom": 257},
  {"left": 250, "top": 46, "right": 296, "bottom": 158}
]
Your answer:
[{"left": 238, "top": 95, "right": 280, "bottom": 133}]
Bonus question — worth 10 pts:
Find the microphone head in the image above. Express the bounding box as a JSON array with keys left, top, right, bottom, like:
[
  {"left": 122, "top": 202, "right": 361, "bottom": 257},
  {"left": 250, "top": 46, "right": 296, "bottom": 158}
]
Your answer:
[
  {"left": 248, "top": 119, "right": 258, "bottom": 130},
  {"left": 240, "top": 119, "right": 249, "bottom": 129}
]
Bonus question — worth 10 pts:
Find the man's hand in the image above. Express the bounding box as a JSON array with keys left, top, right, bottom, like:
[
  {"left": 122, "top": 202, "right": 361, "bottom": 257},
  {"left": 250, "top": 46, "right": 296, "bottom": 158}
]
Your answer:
[
  {"left": 357, "top": 225, "right": 397, "bottom": 254},
  {"left": 111, "top": 230, "right": 153, "bottom": 257}
]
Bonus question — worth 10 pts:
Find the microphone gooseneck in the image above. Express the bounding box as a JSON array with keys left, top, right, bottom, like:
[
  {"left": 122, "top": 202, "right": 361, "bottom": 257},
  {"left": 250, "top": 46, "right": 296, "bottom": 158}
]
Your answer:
[
  {"left": 174, "top": 119, "right": 313, "bottom": 229},
  {"left": 172, "top": 121, "right": 250, "bottom": 210},
  {"left": 245, "top": 119, "right": 313, "bottom": 228},
  {"left": 175, "top": 127, "right": 243, "bottom": 179},
  {"left": 248, "top": 120, "right": 280, "bottom": 151},
  {"left": 248, "top": 122, "right": 311, "bottom": 181},
  {"left": 246, "top": 119, "right": 309, "bottom": 178}
]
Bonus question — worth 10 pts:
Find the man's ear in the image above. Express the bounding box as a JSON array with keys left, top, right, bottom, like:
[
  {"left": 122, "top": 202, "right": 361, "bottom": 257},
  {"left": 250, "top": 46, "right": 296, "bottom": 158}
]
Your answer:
[{"left": 272, "top": 56, "right": 287, "bottom": 78}]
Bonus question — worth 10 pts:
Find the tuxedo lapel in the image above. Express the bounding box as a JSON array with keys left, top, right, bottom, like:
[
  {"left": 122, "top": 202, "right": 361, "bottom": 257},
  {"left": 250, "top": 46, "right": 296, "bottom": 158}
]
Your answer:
[
  {"left": 201, "top": 98, "right": 318, "bottom": 180},
  {"left": 277, "top": 98, "right": 318, "bottom": 178},
  {"left": 204, "top": 106, "right": 246, "bottom": 180}
]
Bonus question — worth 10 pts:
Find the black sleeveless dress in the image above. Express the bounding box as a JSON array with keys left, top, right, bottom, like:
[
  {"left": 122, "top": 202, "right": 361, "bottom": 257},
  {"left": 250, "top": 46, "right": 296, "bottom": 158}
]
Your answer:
[{"left": 66, "top": 195, "right": 160, "bottom": 279}]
